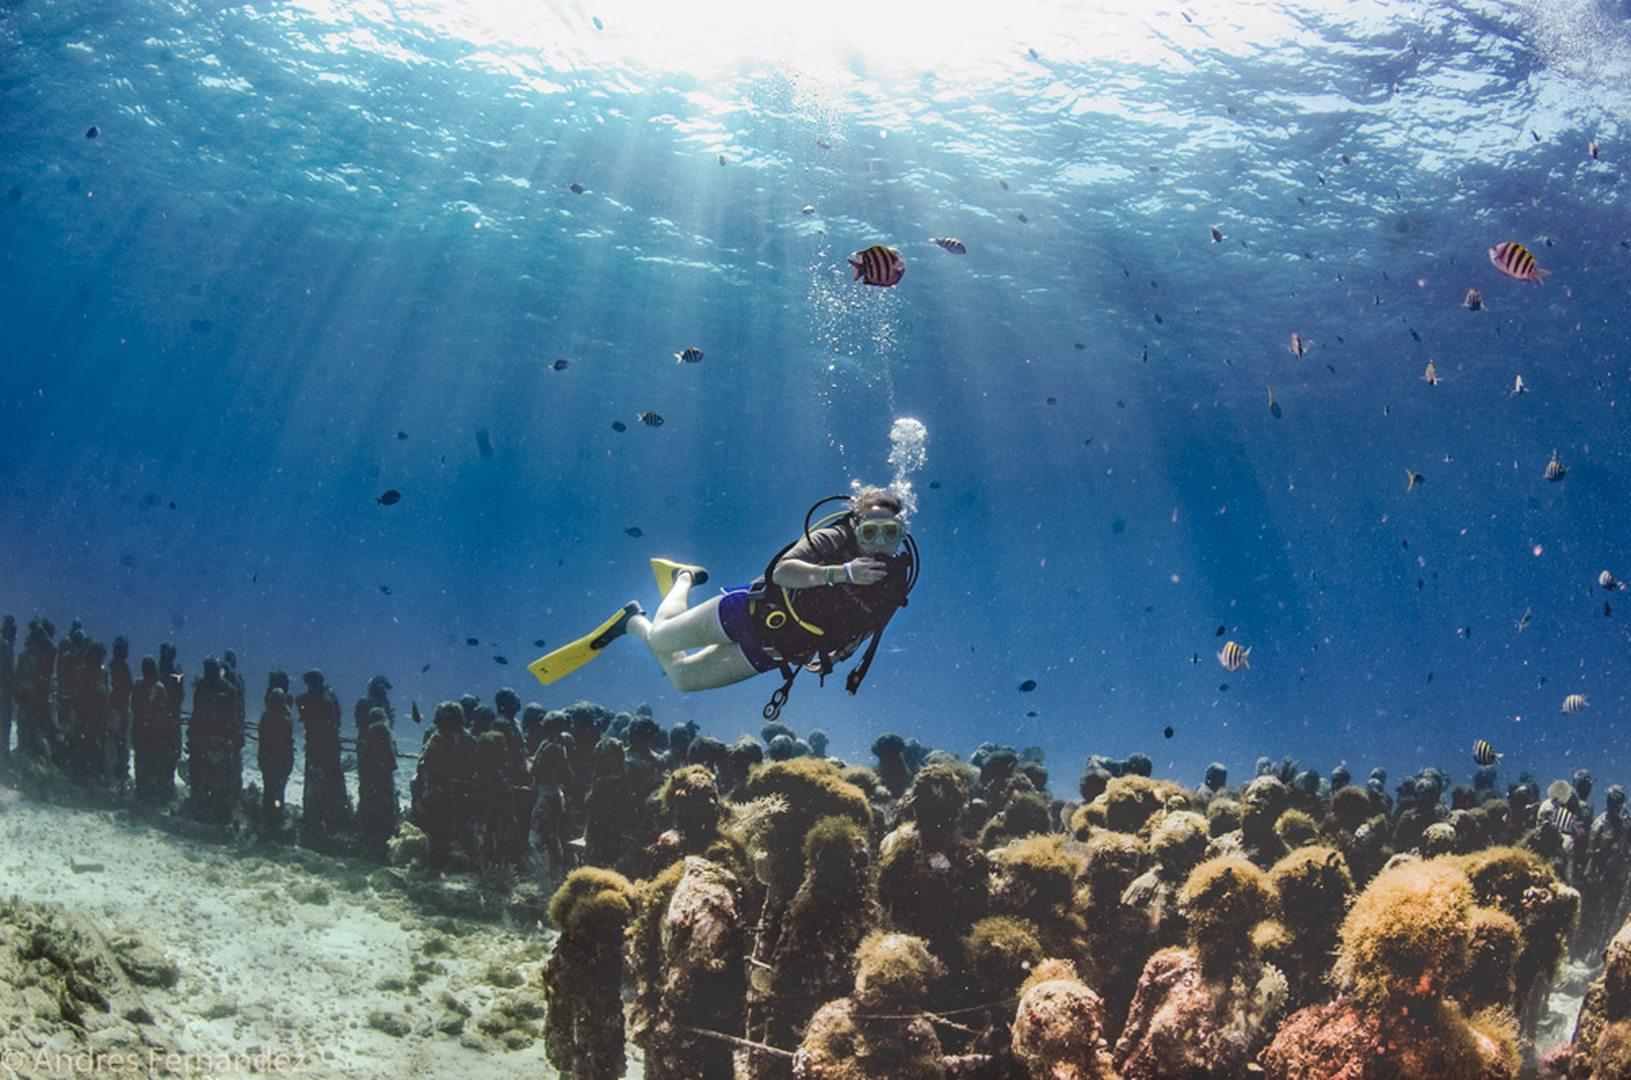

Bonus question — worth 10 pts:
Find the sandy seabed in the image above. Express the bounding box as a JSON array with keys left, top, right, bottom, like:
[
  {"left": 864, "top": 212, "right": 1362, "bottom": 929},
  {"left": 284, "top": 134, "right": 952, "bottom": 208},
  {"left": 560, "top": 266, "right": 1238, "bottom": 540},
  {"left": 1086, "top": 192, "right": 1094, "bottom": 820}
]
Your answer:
[{"left": 0, "top": 781, "right": 622, "bottom": 1079}]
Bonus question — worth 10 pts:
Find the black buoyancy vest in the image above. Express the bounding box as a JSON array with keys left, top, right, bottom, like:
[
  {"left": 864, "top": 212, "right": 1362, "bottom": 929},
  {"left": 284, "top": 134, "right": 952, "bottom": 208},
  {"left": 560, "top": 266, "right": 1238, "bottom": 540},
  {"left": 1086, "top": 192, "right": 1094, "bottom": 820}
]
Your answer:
[{"left": 750, "top": 529, "right": 909, "bottom": 663}]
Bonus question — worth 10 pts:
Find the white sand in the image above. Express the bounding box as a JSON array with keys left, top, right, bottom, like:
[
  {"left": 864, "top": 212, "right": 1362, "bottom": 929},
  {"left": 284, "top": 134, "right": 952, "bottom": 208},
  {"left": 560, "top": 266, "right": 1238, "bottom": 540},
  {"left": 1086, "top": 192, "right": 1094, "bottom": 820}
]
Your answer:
[{"left": 0, "top": 783, "right": 565, "bottom": 1078}]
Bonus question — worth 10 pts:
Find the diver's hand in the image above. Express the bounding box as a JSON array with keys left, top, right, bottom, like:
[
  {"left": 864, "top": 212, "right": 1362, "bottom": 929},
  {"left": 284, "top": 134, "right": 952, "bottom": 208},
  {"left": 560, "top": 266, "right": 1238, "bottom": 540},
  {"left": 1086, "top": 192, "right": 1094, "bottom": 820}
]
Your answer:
[{"left": 845, "top": 558, "right": 888, "bottom": 586}]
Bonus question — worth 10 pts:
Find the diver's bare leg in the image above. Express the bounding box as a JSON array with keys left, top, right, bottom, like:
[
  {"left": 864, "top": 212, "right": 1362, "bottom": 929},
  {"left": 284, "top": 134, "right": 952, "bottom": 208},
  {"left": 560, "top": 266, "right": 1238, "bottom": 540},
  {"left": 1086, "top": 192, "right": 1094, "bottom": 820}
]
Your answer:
[
  {"left": 629, "top": 595, "right": 732, "bottom": 677},
  {"left": 654, "top": 570, "right": 694, "bottom": 624},
  {"left": 664, "top": 644, "right": 760, "bottom": 692}
]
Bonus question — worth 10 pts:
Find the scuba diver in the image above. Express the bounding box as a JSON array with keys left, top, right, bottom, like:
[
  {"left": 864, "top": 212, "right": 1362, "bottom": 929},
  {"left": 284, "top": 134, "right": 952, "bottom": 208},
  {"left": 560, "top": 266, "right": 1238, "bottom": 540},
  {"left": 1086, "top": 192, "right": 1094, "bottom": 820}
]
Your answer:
[{"left": 529, "top": 487, "right": 918, "bottom": 721}]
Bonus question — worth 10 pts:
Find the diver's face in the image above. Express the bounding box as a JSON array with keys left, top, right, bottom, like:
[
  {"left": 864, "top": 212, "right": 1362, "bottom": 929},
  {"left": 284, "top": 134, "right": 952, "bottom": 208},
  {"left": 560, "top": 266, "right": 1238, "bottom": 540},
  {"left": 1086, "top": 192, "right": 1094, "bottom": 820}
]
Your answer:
[{"left": 855, "top": 507, "right": 905, "bottom": 555}]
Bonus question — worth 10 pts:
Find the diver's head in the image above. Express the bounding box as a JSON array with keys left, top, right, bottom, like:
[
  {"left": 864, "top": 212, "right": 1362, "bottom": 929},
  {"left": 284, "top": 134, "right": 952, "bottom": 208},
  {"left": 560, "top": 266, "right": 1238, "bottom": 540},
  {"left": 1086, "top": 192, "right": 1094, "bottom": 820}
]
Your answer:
[{"left": 851, "top": 487, "right": 907, "bottom": 556}]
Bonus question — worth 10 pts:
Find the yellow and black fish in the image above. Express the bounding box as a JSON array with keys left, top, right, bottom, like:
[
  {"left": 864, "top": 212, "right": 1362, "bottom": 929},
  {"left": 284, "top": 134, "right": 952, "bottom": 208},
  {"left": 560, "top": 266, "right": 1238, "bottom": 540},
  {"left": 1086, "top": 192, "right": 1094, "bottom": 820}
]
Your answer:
[
  {"left": 1463, "top": 288, "right": 1484, "bottom": 311},
  {"left": 931, "top": 236, "right": 967, "bottom": 255},
  {"left": 1561, "top": 693, "right": 1590, "bottom": 715},
  {"left": 1217, "top": 640, "right": 1251, "bottom": 672},
  {"left": 1489, "top": 240, "right": 1547, "bottom": 283},
  {"left": 1544, "top": 451, "right": 1566, "bottom": 482},
  {"left": 849, "top": 245, "right": 905, "bottom": 287},
  {"left": 1472, "top": 739, "right": 1500, "bottom": 766},
  {"left": 1553, "top": 806, "right": 1576, "bottom": 834}
]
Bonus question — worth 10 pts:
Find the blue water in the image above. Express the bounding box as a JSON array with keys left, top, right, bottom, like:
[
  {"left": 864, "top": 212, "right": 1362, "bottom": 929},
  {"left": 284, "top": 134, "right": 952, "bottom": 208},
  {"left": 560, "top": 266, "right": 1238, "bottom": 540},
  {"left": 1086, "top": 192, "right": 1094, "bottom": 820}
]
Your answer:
[{"left": 3, "top": 0, "right": 1629, "bottom": 792}]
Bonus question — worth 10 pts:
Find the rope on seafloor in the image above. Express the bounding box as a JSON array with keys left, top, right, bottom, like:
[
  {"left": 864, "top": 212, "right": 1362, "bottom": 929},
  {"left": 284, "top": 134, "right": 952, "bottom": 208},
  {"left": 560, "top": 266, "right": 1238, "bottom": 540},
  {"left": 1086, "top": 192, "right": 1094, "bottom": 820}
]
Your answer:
[
  {"left": 675, "top": 1025, "right": 797, "bottom": 1059},
  {"left": 675, "top": 991, "right": 1024, "bottom": 1058},
  {"left": 852, "top": 995, "right": 1020, "bottom": 1022}
]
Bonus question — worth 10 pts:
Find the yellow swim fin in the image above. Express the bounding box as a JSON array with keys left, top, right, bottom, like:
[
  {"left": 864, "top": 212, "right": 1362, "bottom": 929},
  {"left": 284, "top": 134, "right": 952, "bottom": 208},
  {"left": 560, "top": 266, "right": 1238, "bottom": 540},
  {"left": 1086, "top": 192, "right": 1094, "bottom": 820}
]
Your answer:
[
  {"left": 528, "top": 602, "right": 642, "bottom": 686},
  {"left": 650, "top": 557, "right": 709, "bottom": 593}
]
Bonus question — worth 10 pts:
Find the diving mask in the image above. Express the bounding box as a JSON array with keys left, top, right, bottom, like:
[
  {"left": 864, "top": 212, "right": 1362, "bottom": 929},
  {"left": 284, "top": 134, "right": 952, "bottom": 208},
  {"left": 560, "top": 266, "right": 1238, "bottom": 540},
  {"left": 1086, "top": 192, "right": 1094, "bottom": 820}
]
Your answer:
[{"left": 855, "top": 518, "right": 904, "bottom": 546}]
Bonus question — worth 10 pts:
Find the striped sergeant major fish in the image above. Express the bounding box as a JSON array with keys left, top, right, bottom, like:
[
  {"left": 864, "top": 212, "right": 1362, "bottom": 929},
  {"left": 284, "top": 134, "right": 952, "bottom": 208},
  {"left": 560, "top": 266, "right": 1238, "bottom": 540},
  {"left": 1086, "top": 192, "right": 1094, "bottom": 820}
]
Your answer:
[
  {"left": 1489, "top": 240, "right": 1548, "bottom": 283},
  {"left": 1217, "top": 640, "right": 1250, "bottom": 672},
  {"left": 849, "top": 245, "right": 905, "bottom": 287},
  {"left": 1561, "top": 694, "right": 1590, "bottom": 716},
  {"left": 1472, "top": 739, "right": 1500, "bottom": 767},
  {"left": 931, "top": 236, "right": 967, "bottom": 254}
]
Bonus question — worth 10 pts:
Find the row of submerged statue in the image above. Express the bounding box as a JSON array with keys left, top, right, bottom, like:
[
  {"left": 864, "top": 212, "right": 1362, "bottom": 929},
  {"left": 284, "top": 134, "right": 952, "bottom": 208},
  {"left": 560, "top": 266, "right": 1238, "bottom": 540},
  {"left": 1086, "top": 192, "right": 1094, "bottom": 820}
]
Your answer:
[{"left": 4, "top": 612, "right": 1631, "bottom": 1076}]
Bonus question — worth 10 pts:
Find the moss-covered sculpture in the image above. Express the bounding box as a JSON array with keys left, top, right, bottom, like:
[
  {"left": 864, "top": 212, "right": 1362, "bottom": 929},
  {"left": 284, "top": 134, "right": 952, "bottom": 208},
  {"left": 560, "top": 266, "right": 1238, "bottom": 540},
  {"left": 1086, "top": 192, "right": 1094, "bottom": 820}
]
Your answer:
[
  {"left": 1010, "top": 958, "right": 1117, "bottom": 1080},
  {"left": 1266, "top": 845, "right": 1354, "bottom": 1008},
  {"left": 542, "top": 867, "right": 637, "bottom": 1080},
  {"left": 1113, "top": 856, "right": 1287, "bottom": 1078},
  {"left": 1260, "top": 859, "right": 1517, "bottom": 1079},
  {"left": 750, "top": 816, "right": 878, "bottom": 1080},
  {"left": 628, "top": 856, "right": 747, "bottom": 1080},
  {"left": 792, "top": 932, "right": 946, "bottom": 1080}
]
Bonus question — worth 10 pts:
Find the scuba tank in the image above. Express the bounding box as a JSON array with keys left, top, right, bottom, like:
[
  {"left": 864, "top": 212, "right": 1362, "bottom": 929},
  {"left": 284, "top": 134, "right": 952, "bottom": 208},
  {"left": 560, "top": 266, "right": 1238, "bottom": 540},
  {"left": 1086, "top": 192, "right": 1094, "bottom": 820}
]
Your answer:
[{"left": 751, "top": 494, "right": 919, "bottom": 721}]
